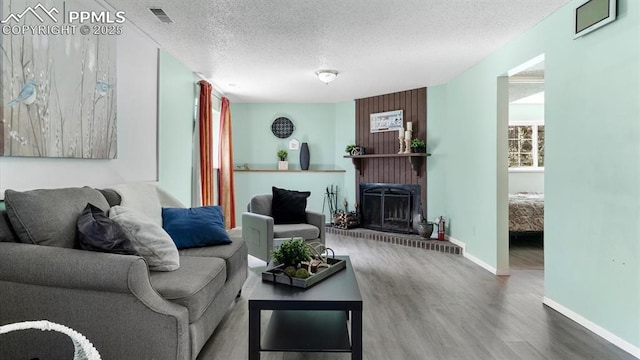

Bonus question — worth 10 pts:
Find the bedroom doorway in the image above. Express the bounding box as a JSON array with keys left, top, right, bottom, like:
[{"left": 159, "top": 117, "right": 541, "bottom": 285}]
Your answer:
[{"left": 504, "top": 55, "right": 546, "bottom": 271}]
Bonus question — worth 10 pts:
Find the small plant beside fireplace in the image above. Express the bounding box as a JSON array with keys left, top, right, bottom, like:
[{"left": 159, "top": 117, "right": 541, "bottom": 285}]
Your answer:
[
  {"left": 410, "top": 139, "right": 426, "bottom": 153},
  {"left": 345, "top": 144, "right": 365, "bottom": 155}
]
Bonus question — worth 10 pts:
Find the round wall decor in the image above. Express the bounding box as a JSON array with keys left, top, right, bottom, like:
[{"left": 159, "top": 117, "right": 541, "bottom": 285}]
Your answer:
[{"left": 271, "top": 117, "right": 295, "bottom": 138}]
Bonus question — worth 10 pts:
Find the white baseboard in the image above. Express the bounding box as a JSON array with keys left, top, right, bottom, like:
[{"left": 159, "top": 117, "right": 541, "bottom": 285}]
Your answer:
[
  {"left": 447, "top": 236, "right": 509, "bottom": 275},
  {"left": 543, "top": 297, "right": 640, "bottom": 359},
  {"left": 446, "top": 235, "right": 465, "bottom": 251}
]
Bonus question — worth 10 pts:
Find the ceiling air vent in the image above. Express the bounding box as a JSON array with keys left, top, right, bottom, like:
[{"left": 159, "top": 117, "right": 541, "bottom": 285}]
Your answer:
[{"left": 149, "top": 8, "right": 173, "bottom": 23}]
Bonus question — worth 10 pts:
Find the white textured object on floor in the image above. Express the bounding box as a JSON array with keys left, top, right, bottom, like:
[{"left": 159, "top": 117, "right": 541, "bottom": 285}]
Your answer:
[{"left": 0, "top": 320, "right": 101, "bottom": 360}]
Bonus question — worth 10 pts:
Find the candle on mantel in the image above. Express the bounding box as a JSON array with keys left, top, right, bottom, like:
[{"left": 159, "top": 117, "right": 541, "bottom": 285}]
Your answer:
[
  {"left": 398, "top": 127, "right": 404, "bottom": 139},
  {"left": 407, "top": 122, "right": 413, "bottom": 131},
  {"left": 405, "top": 130, "right": 411, "bottom": 140}
]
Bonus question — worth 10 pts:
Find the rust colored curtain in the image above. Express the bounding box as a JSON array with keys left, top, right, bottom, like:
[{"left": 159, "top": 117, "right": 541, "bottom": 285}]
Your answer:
[
  {"left": 218, "top": 97, "right": 236, "bottom": 228},
  {"left": 198, "top": 81, "right": 214, "bottom": 206}
]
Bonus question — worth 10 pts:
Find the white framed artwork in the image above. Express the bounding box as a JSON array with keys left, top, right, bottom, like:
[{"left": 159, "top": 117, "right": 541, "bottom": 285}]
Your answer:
[{"left": 370, "top": 110, "right": 403, "bottom": 133}]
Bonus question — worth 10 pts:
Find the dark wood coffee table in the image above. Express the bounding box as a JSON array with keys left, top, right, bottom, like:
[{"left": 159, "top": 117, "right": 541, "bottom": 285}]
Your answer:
[{"left": 248, "top": 256, "right": 362, "bottom": 360}]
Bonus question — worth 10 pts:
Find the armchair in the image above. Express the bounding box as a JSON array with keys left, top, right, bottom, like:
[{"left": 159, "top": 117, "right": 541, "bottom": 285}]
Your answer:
[{"left": 242, "top": 194, "right": 325, "bottom": 263}]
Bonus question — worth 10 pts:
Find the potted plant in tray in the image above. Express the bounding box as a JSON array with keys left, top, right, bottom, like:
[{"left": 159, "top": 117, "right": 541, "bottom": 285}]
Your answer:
[
  {"left": 410, "top": 139, "right": 426, "bottom": 153},
  {"left": 277, "top": 149, "right": 288, "bottom": 170},
  {"left": 271, "top": 238, "right": 312, "bottom": 279}
]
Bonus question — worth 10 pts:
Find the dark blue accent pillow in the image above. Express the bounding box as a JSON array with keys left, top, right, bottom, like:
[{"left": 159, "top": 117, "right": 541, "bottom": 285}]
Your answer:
[{"left": 162, "top": 206, "right": 231, "bottom": 249}]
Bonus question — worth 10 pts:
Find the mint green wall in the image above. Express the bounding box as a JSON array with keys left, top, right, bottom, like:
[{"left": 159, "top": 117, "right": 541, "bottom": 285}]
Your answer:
[
  {"left": 232, "top": 103, "right": 337, "bottom": 169},
  {"left": 334, "top": 101, "right": 357, "bottom": 206},
  {"left": 158, "top": 50, "right": 197, "bottom": 206},
  {"left": 427, "top": 0, "right": 639, "bottom": 349},
  {"left": 231, "top": 102, "right": 355, "bottom": 225}
]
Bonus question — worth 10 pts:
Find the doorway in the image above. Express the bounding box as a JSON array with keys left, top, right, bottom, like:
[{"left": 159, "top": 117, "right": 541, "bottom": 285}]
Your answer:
[{"left": 497, "top": 55, "right": 546, "bottom": 273}]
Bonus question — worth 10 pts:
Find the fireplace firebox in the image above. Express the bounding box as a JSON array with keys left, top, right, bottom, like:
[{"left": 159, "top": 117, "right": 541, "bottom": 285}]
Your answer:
[{"left": 359, "top": 183, "right": 422, "bottom": 234}]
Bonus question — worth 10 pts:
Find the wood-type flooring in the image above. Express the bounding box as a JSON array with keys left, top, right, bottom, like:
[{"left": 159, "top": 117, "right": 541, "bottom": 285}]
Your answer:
[{"left": 198, "top": 234, "right": 634, "bottom": 360}]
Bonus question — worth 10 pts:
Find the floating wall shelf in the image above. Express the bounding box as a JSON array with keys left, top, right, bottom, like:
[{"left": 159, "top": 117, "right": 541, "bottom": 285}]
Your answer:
[{"left": 343, "top": 153, "right": 431, "bottom": 177}]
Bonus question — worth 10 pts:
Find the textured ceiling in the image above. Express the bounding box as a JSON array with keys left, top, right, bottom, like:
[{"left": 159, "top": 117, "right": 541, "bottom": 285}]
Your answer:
[
  {"left": 105, "top": 0, "right": 568, "bottom": 103},
  {"left": 510, "top": 60, "right": 545, "bottom": 102}
]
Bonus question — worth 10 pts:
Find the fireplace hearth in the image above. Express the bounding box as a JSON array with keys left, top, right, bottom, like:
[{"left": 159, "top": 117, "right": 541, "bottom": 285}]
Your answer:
[{"left": 359, "top": 183, "right": 422, "bottom": 234}]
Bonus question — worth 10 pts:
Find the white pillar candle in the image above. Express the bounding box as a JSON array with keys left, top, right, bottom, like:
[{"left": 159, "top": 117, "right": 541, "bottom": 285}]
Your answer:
[
  {"left": 407, "top": 122, "right": 413, "bottom": 131},
  {"left": 405, "top": 130, "right": 411, "bottom": 140},
  {"left": 398, "top": 127, "right": 404, "bottom": 139}
]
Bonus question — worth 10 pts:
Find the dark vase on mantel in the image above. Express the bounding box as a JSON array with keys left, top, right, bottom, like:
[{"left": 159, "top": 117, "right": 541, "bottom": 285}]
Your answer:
[{"left": 300, "top": 142, "right": 310, "bottom": 170}]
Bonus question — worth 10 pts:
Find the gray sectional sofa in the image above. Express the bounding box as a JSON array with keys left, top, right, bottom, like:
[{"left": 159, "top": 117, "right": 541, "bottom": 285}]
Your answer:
[{"left": 0, "top": 184, "right": 247, "bottom": 360}]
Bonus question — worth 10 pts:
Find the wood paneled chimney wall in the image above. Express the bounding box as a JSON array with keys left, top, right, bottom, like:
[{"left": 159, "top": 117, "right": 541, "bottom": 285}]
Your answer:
[{"left": 354, "top": 87, "right": 427, "bottom": 210}]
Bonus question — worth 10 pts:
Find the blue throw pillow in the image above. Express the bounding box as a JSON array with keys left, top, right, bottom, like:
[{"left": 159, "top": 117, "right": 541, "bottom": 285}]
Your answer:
[{"left": 162, "top": 206, "right": 231, "bottom": 249}]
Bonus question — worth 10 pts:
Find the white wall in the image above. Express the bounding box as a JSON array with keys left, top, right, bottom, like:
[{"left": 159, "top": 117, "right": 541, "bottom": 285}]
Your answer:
[
  {"left": 0, "top": 23, "right": 159, "bottom": 197},
  {"left": 509, "top": 171, "right": 544, "bottom": 193}
]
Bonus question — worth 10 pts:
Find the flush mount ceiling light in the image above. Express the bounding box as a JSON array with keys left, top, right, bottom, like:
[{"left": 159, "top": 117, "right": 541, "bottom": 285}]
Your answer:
[{"left": 315, "top": 70, "right": 338, "bottom": 84}]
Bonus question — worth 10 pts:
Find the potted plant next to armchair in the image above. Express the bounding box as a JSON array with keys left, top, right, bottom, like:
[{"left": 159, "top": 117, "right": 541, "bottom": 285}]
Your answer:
[{"left": 277, "top": 149, "right": 288, "bottom": 170}]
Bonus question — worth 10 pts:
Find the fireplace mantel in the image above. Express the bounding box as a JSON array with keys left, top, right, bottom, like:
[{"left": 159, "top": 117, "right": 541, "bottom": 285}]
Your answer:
[{"left": 344, "top": 153, "right": 430, "bottom": 177}]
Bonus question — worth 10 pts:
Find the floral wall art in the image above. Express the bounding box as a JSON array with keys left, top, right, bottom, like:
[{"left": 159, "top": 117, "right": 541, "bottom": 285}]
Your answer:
[{"left": 1, "top": 0, "right": 117, "bottom": 158}]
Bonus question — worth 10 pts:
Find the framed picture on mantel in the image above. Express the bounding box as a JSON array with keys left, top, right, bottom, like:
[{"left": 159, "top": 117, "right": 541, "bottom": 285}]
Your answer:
[{"left": 370, "top": 110, "right": 403, "bottom": 133}]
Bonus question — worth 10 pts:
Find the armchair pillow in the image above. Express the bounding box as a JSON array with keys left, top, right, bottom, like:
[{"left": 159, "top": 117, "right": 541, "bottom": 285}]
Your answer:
[
  {"left": 77, "top": 203, "right": 137, "bottom": 255},
  {"left": 162, "top": 206, "right": 231, "bottom": 249},
  {"left": 271, "top": 186, "right": 310, "bottom": 224},
  {"left": 109, "top": 205, "right": 179, "bottom": 271}
]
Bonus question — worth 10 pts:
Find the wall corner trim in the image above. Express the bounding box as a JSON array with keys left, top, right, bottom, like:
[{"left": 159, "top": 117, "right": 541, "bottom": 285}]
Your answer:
[{"left": 543, "top": 297, "right": 640, "bottom": 359}]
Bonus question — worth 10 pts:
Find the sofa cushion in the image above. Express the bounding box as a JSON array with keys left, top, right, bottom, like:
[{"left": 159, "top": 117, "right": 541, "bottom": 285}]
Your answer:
[
  {"left": 98, "top": 188, "right": 122, "bottom": 207},
  {"left": 77, "top": 203, "right": 137, "bottom": 255},
  {"left": 0, "top": 211, "right": 18, "bottom": 242},
  {"left": 178, "top": 229, "right": 247, "bottom": 280},
  {"left": 271, "top": 187, "right": 310, "bottom": 224},
  {"left": 107, "top": 183, "right": 163, "bottom": 226},
  {"left": 109, "top": 206, "right": 180, "bottom": 271},
  {"left": 149, "top": 256, "right": 226, "bottom": 323},
  {"left": 273, "top": 223, "right": 320, "bottom": 240},
  {"left": 162, "top": 206, "right": 231, "bottom": 249},
  {"left": 4, "top": 187, "right": 110, "bottom": 248}
]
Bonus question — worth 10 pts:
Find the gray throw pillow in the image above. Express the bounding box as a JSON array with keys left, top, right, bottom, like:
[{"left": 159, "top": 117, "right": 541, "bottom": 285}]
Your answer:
[
  {"left": 109, "top": 205, "right": 180, "bottom": 271},
  {"left": 4, "top": 187, "right": 110, "bottom": 248},
  {"left": 77, "top": 203, "right": 137, "bottom": 255}
]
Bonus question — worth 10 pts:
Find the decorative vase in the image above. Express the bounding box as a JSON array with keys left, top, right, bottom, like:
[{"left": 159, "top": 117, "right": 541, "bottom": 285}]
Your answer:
[
  {"left": 418, "top": 220, "right": 433, "bottom": 238},
  {"left": 278, "top": 161, "right": 288, "bottom": 170},
  {"left": 300, "top": 142, "right": 310, "bottom": 170}
]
